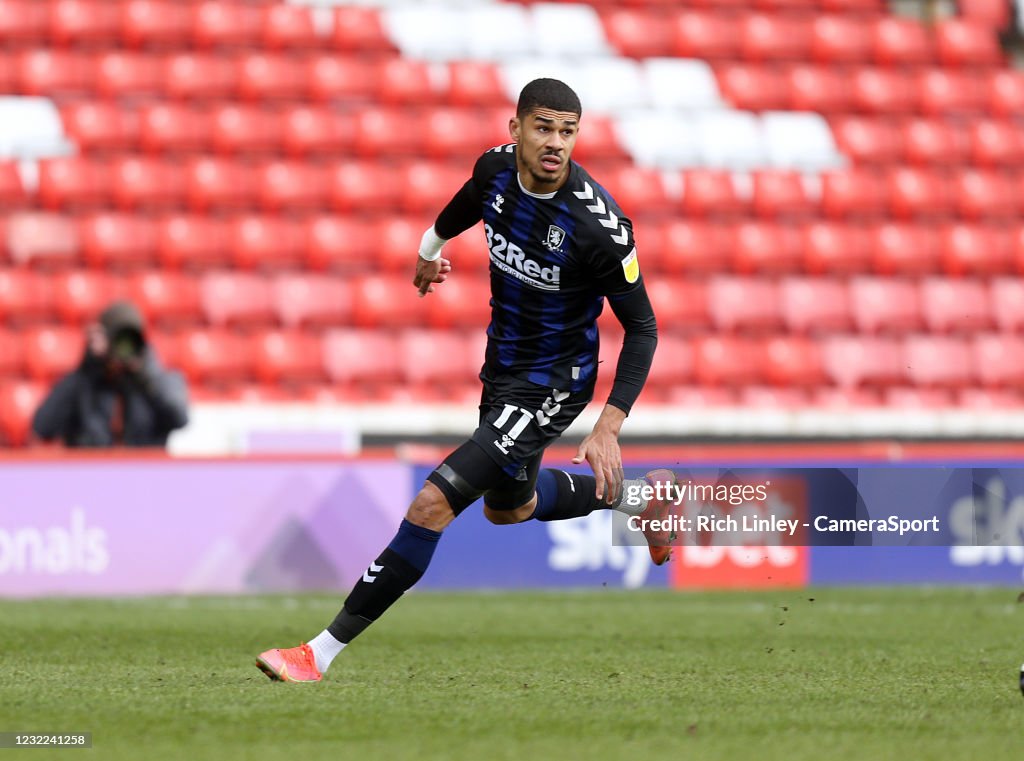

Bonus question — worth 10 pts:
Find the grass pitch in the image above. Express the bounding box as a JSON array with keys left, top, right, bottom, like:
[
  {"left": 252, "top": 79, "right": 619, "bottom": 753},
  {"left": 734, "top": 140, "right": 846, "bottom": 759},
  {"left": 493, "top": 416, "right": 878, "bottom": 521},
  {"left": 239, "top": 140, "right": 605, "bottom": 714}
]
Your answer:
[{"left": 1, "top": 588, "right": 1022, "bottom": 761}]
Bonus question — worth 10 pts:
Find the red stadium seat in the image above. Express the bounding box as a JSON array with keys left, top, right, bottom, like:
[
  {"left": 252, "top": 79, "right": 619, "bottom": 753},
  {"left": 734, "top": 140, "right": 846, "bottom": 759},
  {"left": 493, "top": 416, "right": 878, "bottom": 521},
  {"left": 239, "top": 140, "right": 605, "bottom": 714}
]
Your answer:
[
  {"left": 375, "top": 216, "right": 430, "bottom": 272},
  {"left": 238, "top": 53, "right": 305, "bottom": 101},
  {"left": 707, "top": 277, "right": 781, "bottom": 332},
  {"left": 306, "top": 55, "right": 378, "bottom": 102},
  {"left": 354, "top": 108, "right": 424, "bottom": 157},
  {"left": 127, "top": 270, "right": 202, "bottom": 325},
  {"left": 79, "top": 214, "right": 157, "bottom": 269},
  {"left": 0, "top": 381, "right": 46, "bottom": 447},
  {"left": 378, "top": 59, "right": 439, "bottom": 105},
  {"left": 352, "top": 275, "right": 416, "bottom": 328},
  {"left": 0, "top": 162, "right": 27, "bottom": 208},
  {"left": 95, "top": 51, "right": 161, "bottom": 97},
  {"left": 900, "top": 118, "right": 967, "bottom": 166},
  {"left": 332, "top": 6, "right": 394, "bottom": 52},
  {"left": 917, "top": 70, "right": 985, "bottom": 115},
  {"left": 601, "top": 9, "right": 672, "bottom": 58},
  {"left": 16, "top": 49, "right": 91, "bottom": 94},
  {"left": 729, "top": 222, "right": 802, "bottom": 274},
  {"left": 960, "top": 0, "right": 1011, "bottom": 26},
  {"left": 261, "top": 4, "right": 319, "bottom": 49},
  {"left": 779, "top": 277, "right": 852, "bottom": 333},
  {"left": 869, "top": 222, "right": 940, "bottom": 274},
  {"left": 254, "top": 331, "right": 325, "bottom": 384},
  {"left": 271, "top": 274, "right": 352, "bottom": 329},
  {"left": 209, "top": 105, "right": 281, "bottom": 155},
  {"left": 991, "top": 278, "right": 1024, "bottom": 332},
  {"left": 968, "top": 119, "right": 1024, "bottom": 166},
  {"left": 820, "top": 168, "right": 887, "bottom": 219},
  {"left": 810, "top": 16, "right": 872, "bottom": 63},
  {"left": 186, "top": 158, "right": 256, "bottom": 211},
  {"left": 644, "top": 335, "right": 694, "bottom": 389},
  {"left": 110, "top": 157, "right": 186, "bottom": 210},
  {"left": 52, "top": 270, "right": 126, "bottom": 325},
  {"left": 37, "top": 157, "right": 108, "bottom": 210},
  {"left": 60, "top": 102, "right": 139, "bottom": 153},
  {"left": 0, "top": 0, "right": 47, "bottom": 43},
  {"left": 958, "top": 388, "right": 1024, "bottom": 408},
  {"left": 192, "top": 1, "right": 261, "bottom": 48},
  {"left": 667, "top": 386, "right": 737, "bottom": 408},
  {"left": 163, "top": 53, "right": 238, "bottom": 101},
  {"left": 871, "top": 17, "right": 934, "bottom": 66},
  {"left": 811, "top": 387, "right": 884, "bottom": 409},
  {"left": 442, "top": 221, "right": 489, "bottom": 274},
  {"left": 425, "top": 108, "right": 493, "bottom": 159},
  {"left": 934, "top": 19, "right": 1003, "bottom": 67},
  {"left": 751, "top": 172, "right": 814, "bottom": 219},
  {"left": 329, "top": 163, "right": 402, "bottom": 213},
  {"left": 785, "top": 65, "right": 852, "bottom": 114},
  {"left": 322, "top": 329, "right": 400, "bottom": 386},
  {"left": 647, "top": 278, "right": 710, "bottom": 332},
  {"left": 740, "top": 14, "right": 812, "bottom": 61},
  {"left": 681, "top": 170, "right": 745, "bottom": 218},
  {"left": 763, "top": 336, "right": 826, "bottom": 387},
  {"left": 397, "top": 330, "right": 477, "bottom": 385},
  {"left": 849, "top": 277, "right": 922, "bottom": 333},
  {"left": 228, "top": 216, "right": 305, "bottom": 271},
  {"left": 716, "top": 64, "right": 787, "bottom": 112},
  {"left": 121, "top": 0, "right": 191, "bottom": 47},
  {"left": 447, "top": 62, "right": 507, "bottom": 107},
  {"left": 953, "top": 169, "right": 1016, "bottom": 220},
  {"left": 819, "top": 0, "right": 883, "bottom": 11},
  {"left": 50, "top": 0, "right": 119, "bottom": 45},
  {"left": 672, "top": 11, "right": 737, "bottom": 60},
  {"left": 139, "top": 104, "right": 211, "bottom": 154},
  {"left": 883, "top": 387, "right": 954, "bottom": 407},
  {"left": 973, "top": 335, "right": 1024, "bottom": 388},
  {"left": 156, "top": 215, "right": 230, "bottom": 270},
  {"left": 399, "top": 162, "right": 467, "bottom": 214},
  {"left": 822, "top": 336, "right": 904, "bottom": 387},
  {"left": 257, "top": 161, "right": 329, "bottom": 212},
  {"left": 655, "top": 220, "right": 729, "bottom": 275},
  {"left": 304, "top": 216, "right": 375, "bottom": 273},
  {"left": 693, "top": 336, "right": 764, "bottom": 386},
  {"left": 24, "top": 326, "right": 81, "bottom": 381},
  {"left": 829, "top": 116, "right": 902, "bottom": 165},
  {"left": 0, "top": 269, "right": 53, "bottom": 323},
  {"left": 282, "top": 107, "right": 353, "bottom": 156},
  {"left": 851, "top": 68, "right": 915, "bottom": 114},
  {"left": 801, "top": 222, "right": 871, "bottom": 274},
  {"left": 199, "top": 272, "right": 275, "bottom": 327},
  {"left": 176, "top": 329, "right": 254, "bottom": 384},
  {"left": 904, "top": 336, "right": 973, "bottom": 388},
  {"left": 426, "top": 276, "right": 493, "bottom": 329},
  {"left": 988, "top": 70, "right": 1024, "bottom": 117},
  {"left": 939, "top": 223, "right": 1011, "bottom": 275},
  {"left": 920, "top": 277, "right": 992, "bottom": 333},
  {"left": 886, "top": 167, "right": 952, "bottom": 220}
]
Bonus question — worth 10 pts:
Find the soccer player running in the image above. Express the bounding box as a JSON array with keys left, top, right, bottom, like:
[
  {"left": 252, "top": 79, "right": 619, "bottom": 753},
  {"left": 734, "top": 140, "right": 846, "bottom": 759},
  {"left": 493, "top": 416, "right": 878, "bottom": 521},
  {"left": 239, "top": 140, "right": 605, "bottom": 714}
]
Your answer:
[{"left": 256, "top": 79, "right": 676, "bottom": 683}]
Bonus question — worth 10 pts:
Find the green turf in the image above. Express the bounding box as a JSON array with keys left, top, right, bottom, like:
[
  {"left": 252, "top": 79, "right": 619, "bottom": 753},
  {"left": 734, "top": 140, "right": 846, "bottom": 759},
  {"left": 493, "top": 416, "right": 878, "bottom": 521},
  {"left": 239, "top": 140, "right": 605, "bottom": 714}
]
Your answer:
[{"left": 1, "top": 588, "right": 1022, "bottom": 760}]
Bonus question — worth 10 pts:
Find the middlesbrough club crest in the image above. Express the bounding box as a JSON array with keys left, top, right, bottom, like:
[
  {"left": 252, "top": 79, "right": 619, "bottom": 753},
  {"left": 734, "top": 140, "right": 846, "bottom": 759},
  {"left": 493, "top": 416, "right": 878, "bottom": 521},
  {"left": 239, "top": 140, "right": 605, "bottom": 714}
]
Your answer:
[{"left": 545, "top": 225, "right": 566, "bottom": 252}]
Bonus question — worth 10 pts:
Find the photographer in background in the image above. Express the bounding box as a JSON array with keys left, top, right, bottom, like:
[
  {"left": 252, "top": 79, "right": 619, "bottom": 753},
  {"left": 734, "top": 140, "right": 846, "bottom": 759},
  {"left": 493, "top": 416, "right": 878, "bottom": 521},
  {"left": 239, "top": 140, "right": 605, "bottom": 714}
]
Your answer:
[{"left": 32, "top": 300, "right": 189, "bottom": 448}]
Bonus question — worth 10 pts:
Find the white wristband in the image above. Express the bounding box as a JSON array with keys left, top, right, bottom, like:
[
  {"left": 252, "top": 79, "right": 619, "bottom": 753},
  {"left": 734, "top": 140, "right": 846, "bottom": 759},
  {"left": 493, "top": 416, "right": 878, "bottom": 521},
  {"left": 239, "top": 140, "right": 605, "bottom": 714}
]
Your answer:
[{"left": 418, "top": 225, "right": 446, "bottom": 262}]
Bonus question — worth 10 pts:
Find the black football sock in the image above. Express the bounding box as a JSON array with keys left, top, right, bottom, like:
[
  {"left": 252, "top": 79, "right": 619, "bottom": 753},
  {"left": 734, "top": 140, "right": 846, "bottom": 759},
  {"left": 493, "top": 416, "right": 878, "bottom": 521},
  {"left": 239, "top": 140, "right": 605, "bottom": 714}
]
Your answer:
[
  {"left": 327, "top": 519, "right": 441, "bottom": 644},
  {"left": 530, "top": 469, "right": 650, "bottom": 522}
]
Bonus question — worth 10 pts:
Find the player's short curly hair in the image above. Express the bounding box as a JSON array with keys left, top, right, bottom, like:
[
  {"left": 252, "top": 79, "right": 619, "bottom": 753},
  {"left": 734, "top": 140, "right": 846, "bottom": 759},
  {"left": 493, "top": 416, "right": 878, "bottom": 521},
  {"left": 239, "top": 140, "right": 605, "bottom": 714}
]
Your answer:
[{"left": 516, "top": 78, "right": 582, "bottom": 119}]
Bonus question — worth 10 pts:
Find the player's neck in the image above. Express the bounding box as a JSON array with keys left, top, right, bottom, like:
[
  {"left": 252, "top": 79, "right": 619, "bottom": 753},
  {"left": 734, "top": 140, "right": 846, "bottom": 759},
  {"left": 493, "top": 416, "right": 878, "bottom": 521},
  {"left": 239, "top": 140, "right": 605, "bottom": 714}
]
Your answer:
[{"left": 517, "top": 171, "right": 561, "bottom": 199}]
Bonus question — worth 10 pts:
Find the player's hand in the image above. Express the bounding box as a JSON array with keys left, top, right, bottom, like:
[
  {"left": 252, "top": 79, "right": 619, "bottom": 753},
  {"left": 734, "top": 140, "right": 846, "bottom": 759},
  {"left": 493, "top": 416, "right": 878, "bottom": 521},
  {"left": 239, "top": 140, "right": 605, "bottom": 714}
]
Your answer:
[
  {"left": 573, "top": 425, "right": 624, "bottom": 506},
  {"left": 413, "top": 256, "right": 452, "bottom": 298}
]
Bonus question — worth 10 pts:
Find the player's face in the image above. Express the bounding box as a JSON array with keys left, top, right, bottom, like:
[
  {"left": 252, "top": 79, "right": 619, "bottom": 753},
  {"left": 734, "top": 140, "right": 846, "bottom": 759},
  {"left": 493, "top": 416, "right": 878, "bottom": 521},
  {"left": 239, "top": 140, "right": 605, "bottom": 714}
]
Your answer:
[{"left": 510, "top": 108, "right": 579, "bottom": 193}]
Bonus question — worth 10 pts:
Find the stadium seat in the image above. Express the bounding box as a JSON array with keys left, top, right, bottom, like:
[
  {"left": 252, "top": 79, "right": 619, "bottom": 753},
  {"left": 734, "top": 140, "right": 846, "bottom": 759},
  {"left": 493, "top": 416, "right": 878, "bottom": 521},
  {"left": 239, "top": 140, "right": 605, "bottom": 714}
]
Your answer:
[
  {"left": 110, "top": 157, "right": 186, "bottom": 210},
  {"left": 869, "top": 222, "right": 940, "bottom": 275},
  {"left": 257, "top": 161, "right": 329, "bottom": 212},
  {"left": 973, "top": 335, "right": 1024, "bottom": 388},
  {"left": 424, "top": 108, "right": 493, "bottom": 159},
  {"left": 50, "top": 0, "right": 120, "bottom": 45},
  {"left": 0, "top": 381, "right": 46, "bottom": 447},
  {"left": 426, "top": 276, "right": 496, "bottom": 329},
  {"left": 671, "top": 11, "right": 738, "bottom": 60},
  {"left": 645, "top": 279, "right": 709, "bottom": 331},
  {"left": 666, "top": 385, "right": 737, "bottom": 408},
  {"left": 185, "top": 158, "right": 256, "bottom": 211},
  {"left": 829, "top": 116, "right": 903, "bottom": 165},
  {"left": 271, "top": 274, "right": 353, "bottom": 329},
  {"left": 94, "top": 51, "right": 161, "bottom": 97},
  {"left": 917, "top": 70, "right": 986, "bottom": 115},
  {"left": 715, "top": 64, "right": 787, "bottom": 112},
  {"left": 903, "top": 336, "right": 973, "bottom": 388},
  {"left": 680, "top": 170, "right": 746, "bottom": 218},
  {"left": 352, "top": 274, "right": 417, "bottom": 328},
  {"left": 238, "top": 53, "right": 305, "bottom": 101},
  {"left": 60, "top": 102, "right": 139, "bottom": 153},
  {"left": 199, "top": 272, "right": 275, "bottom": 327},
  {"left": 693, "top": 336, "right": 764, "bottom": 386},
  {"left": 442, "top": 221, "right": 489, "bottom": 274},
  {"left": 16, "top": 49, "right": 91, "bottom": 94},
  {"left": 644, "top": 334, "right": 694, "bottom": 389},
  {"left": 329, "top": 163, "right": 401, "bottom": 213},
  {"left": 934, "top": 19, "right": 1003, "bottom": 67},
  {"left": 397, "top": 330, "right": 477, "bottom": 385},
  {"left": 960, "top": 0, "right": 1011, "bottom": 26},
  {"left": 0, "top": 163, "right": 27, "bottom": 208},
  {"left": 851, "top": 68, "right": 914, "bottom": 113},
  {"left": 399, "top": 162, "right": 467, "bottom": 214},
  {"left": 751, "top": 171, "right": 814, "bottom": 219},
  {"left": 447, "top": 62, "right": 508, "bottom": 107},
  {"left": 953, "top": 169, "right": 1016, "bottom": 220},
  {"left": 322, "top": 329, "right": 400, "bottom": 385},
  {"left": 706, "top": 277, "right": 781, "bottom": 332},
  {"left": 52, "top": 271, "right": 126, "bottom": 324},
  {"left": 332, "top": 6, "right": 394, "bottom": 52},
  {"left": 968, "top": 119, "right": 1024, "bottom": 166},
  {"left": 0, "top": 0, "right": 47, "bottom": 43},
  {"left": 920, "top": 277, "right": 991, "bottom": 334},
  {"left": 37, "top": 157, "right": 108, "bottom": 210},
  {"left": 990, "top": 278, "right": 1024, "bottom": 332},
  {"left": 127, "top": 270, "right": 202, "bottom": 326},
  {"left": 821, "top": 335, "right": 904, "bottom": 387},
  {"left": 988, "top": 70, "right": 1024, "bottom": 117},
  {"left": 763, "top": 336, "right": 826, "bottom": 387},
  {"left": 729, "top": 222, "right": 802, "bottom": 274},
  {"left": 779, "top": 277, "right": 853, "bottom": 333},
  {"left": 885, "top": 167, "right": 952, "bottom": 220},
  {"left": 260, "top": 4, "right": 319, "bottom": 49},
  {"left": 871, "top": 17, "right": 934, "bottom": 65},
  {"left": 282, "top": 107, "right": 353, "bottom": 157},
  {"left": 900, "top": 118, "right": 967, "bottom": 166},
  {"left": 785, "top": 65, "right": 853, "bottom": 114},
  {"left": 156, "top": 214, "right": 231, "bottom": 270},
  {"left": 139, "top": 104, "right": 211, "bottom": 154},
  {"left": 79, "top": 214, "right": 157, "bottom": 269},
  {"left": 654, "top": 220, "right": 729, "bottom": 275},
  {"left": 228, "top": 216, "right": 305, "bottom": 271},
  {"left": 811, "top": 387, "right": 884, "bottom": 409},
  {"left": 209, "top": 105, "right": 281, "bottom": 155},
  {"left": 253, "top": 331, "right": 325, "bottom": 384},
  {"left": 883, "top": 387, "right": 954, "bottom": 407},
  {"left": 306, "top": 55, "right": 378, "bottom": 102},
  {"left": 740, "top": 14, "right": 812, "bottom": 61},
  {"left": 163, "top": 53, "right": 238, "bottom": 101},
  {"left": 176, "top": 329, "right": 254, "bottom": 383},
  {"left": 939, "top": 223, "right": 1011, "bottom": 275},
  {"left": 0, "top": 269, "right": 53, "bottom": 323},
  {"left": 304, "top": 216, "right": 375, "bottom": 273},
  {"left": 820, "top": 168, "right": 887, "bottom": 219},
  {"left": 377, "top": 59, "right": 440, "bottom": 105},
  {"left": 601, "top": 9, "right": 672, "bottom": 58},
  {"left": 374, "top": 217, "right": 430, "bottom": 272},
  {"left": 354, "top": 108, "right": 424, "bottom": 157},
  {"left": 23, "top": 326, "right": 81, "bottom": 381},
  {"left": 121, "top": 0, "right": 191, "bottom": 47},
  {"left": 849, "top": 277, "right": 922, "bottom": 333},
  {"left": 192, "top": 1, "right": 262, "bottom": 48},
  {"left": 810, "top": 16, "right": 872, "bottom": 63},
  {"left": 958, "top": 388, "right": 1024, "bottom": 408},
  {"left": 801, "top": 222, "right": 871, "bottom": 274},
  {"left": 741, "top": 386, "right": 811, "bottom": 408}
]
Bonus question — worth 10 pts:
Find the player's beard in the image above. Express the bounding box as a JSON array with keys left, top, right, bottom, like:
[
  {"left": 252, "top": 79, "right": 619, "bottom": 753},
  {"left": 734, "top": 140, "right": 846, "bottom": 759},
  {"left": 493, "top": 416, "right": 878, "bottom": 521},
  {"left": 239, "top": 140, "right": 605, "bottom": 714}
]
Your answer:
[{"left": 526, "top": 153, "right": 567, "bottom": 188}]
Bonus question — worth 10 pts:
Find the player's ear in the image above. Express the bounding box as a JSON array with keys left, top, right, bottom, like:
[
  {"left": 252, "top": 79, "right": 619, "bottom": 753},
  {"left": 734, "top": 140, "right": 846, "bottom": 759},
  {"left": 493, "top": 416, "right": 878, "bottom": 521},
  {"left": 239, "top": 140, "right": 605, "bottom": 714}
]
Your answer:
[{"left": 508, "top": 117, "right": 521, "bottom": 142}]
